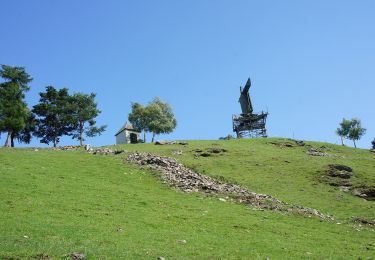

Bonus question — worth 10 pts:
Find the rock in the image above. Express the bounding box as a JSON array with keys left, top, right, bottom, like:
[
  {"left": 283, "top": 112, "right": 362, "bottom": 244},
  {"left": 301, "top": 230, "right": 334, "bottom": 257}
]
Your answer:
[
  {"left": 68, "top": 252, "right": 85, "bottom": 260},
  {"left": 370, "top": 149, "right": 375, "bottom": 153},
  {"left": 200, "top": 152, "right": 211, "bottom": 157},
  {"left": 155, "top": 140, "right": 176, "bottom": 145},
  {"left": 178, "top": 142, "right": 188, "bottom": 145},
  {"left": 207, "top": 148, "right": 227, "bottom": 154},
  {"left": 92, "top": 147, "right": 114, "bottom": 155},
  {"left": 34, "top": 148, "right": 39, "bottom": 152},
  {"left": 219, "top": 198, "right": 226, "bottom": 202},
  {"left": 54, "top": 145, "right": 81, "bottom": 151},
  {"left": 295, "top": 140, "right": 305, "bottom": 146},
  {"left": 326, "top": 164, "right": 353, "bottom": 179},
  {"left": 352, "top": 216, "right": 375, "bottom": 225},
  {"left": 177, "top": 239, "right": 187, "bottom": 244},
  {"left": 157, "top": 257, "right": 166, "bottom": 260},
  {"left": 127, "top": 152, "right": 332, "bottom": 220},
  {"left": 84, "top": 144, "right": 91, "bottom": 151},
  {"left": 172, "top": 150, "right": 182, "bottom": 155},
  {"left": 307, "top": 148, "right": 336, "bottom": 158}
]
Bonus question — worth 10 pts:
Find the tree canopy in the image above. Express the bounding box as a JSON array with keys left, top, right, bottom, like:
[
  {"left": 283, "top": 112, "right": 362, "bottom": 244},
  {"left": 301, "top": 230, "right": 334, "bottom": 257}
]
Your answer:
[
  {"left": 128, "top": 97, "right": 177, "bottom": 143},
  {"left": 32, "top": 86, "right": 75, "bottom": 147},
  {"left": 0, "top": 65, "right": 32, "bottom": 147},
  {"left": 70, "top": 93, "right": 106, "bottom": 146},
  {"left": 348, "top": 118, "right": 366, "bottom": 148},
  {"left": 336, "top": 118, "right": 366, "bottom": 148}
]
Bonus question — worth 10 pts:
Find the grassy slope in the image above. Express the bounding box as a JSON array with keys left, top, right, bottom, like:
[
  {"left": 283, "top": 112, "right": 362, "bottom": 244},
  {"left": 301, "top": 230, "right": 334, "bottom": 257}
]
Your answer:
[{"left": 0, "top": 138, "right": 374, "bottom": 259}]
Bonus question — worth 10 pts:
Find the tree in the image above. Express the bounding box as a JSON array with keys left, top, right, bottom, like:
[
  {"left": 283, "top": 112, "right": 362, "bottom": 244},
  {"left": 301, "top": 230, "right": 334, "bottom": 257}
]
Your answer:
[
  {"left": 147, "top": 97, "right": 177, "bottom": 142},
  {"left": 348, "top": 118, "right": 366, "bottom": 148},
  {"left": 128, "top": 98, "right": 177, "bottom": 143},
  {"left": 336, "top": 118, "right": 352, "bottom": 146},
  {"left": 128, "top": 103, "right": 149, "bottom": 142},
  {"left": 372, "top": 138, "right": 375, "bottom": 150},
  {"left": 70, "top": 93, "right": 106, "bottom": 146},
  {"left": 12, "top": 112, "right": 36, "bottom": 146},
  {"left": 32, "top": 86, "right": 74, "bottom": 147},
  {"left": 0, "top": 65, "right": 32, "bottom": 147}
]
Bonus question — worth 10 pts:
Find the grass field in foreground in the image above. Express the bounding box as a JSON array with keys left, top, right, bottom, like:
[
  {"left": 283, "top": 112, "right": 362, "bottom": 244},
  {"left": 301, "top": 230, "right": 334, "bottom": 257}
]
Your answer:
[{"left": 0, "top": 138, "right": 374, "bottom": 259}]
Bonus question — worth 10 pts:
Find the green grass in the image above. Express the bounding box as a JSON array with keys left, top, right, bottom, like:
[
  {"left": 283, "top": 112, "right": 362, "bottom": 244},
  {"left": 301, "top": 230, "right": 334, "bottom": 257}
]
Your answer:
[{"left": 1, "top": 138, "right": 374, "bottom": 259}]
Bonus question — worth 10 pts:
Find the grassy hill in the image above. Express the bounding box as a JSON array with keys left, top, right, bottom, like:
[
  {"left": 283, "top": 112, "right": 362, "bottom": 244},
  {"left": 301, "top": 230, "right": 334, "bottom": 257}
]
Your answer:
[{"left": 0, "top": 138, "right": 374, "bottom": 259}]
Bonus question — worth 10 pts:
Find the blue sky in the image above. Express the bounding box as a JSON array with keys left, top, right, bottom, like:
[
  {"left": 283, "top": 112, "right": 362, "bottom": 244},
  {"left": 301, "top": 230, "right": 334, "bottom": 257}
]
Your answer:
[{"left": 1, "top": 1, "right": 374, "bottom": 148}]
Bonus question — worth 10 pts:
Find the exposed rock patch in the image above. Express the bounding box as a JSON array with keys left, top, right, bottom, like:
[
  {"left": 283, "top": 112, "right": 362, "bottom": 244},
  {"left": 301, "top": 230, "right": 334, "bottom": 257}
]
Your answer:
[
  {"left": 53, "top": 145, "right": 81, "bottom": 151},
  {"left": 193, "top": 148, "right": 227, "bottom": 157},
  {"left": 306, "top": 148, "right": 337, "bottom": 158},
  {"left": 352, "top": 216, "right": 375, "bottom": 226},
  {"left": 326, "top": 164, "right": 353, "bottom": 179},
  {"left": 127, "top": 152, "right": 332, "bottom": 220}
]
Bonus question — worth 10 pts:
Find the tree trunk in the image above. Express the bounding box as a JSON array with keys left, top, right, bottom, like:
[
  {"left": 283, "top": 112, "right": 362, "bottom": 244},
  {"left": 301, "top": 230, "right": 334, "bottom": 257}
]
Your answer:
[
  {"left": 79, "top": 122, "right": 83, "bottom": 146},
  {"left": 53, "top": 136, "right": 57, "bottom": 148},
  {"left": 152, "top": 133, "right": 155, "bottom": 143},
  {"left": 340, "top": 136, "right": 344, "bottom": 146},
  {"left": 11, "top": 132, "right": 15, "bottom": 147},
  {"left": 4, "top": 131, "right": 12, "bottom": 147},
  {"left": 143, "top": 131, "right": 146, "bottom": 143},
  {"left": 353, "top": 140, "right": 356, "bottom": 148}
]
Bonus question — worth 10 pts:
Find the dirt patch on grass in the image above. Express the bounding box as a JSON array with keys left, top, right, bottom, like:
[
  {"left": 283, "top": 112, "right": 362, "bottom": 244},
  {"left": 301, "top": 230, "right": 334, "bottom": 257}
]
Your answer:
[
  {"left": 319, "top": 164, "right": 375, "bottom": 201},
  {"left": 326, "top": 164, "right": 353, "bottom": 179},
  {"left": 193, "top": 148, "right": 228, "bottom": 157},
  {"left": 127, "top": 152, "right": 333, "bottom": 220},
  {"left": 352, "top": 216, "right": 375, "bottom": 226}
]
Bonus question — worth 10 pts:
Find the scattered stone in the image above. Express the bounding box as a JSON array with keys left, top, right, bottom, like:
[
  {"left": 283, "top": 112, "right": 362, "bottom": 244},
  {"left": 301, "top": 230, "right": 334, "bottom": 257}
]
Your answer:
[
  {"left": 352, "top": 217, "right": 375, "bottom": 226},
  {"left": 32, "top": 253, "right": 50, "bottom": 259},
  {"left": 339, "top": 186, "right": 350, "bottom": 192},
  {"left": 92, "top": 147, "right": 114, "bottom": 155},
  {"left": 157, "top": 257, "right": 166, "bottom": 260},
  {"left": 295, "top": 140, "right": 305, "bottom": 146},
  {"left": 352, "top": 187, "right": 375, "bottom": 201},
  {"left": 85, "top": 144, "right": 94, "bottom": 152},
  {"left": 306, "top": 148, "right": 336, "bottom": 158},
  {"left": 200, "top": 152, "right": 211, "bottom": 157},
  {"left": 67, "top": 252, "right": 85, "bottom": 260},
  {"left": 23, "top": 235, "right": 29, "bottom": 239},
  {"left": 326, "top": 164, "right": 353, "bottom": 179},
  {"left": 177, "top": 239, "right": 187, "bottom": 244},
  {"left": 117, "top": 227, "right": 123, "bottom": 232},
  {"left": 178, "top": 142, "right": 188, "bottom": 145},
  {"left": 268, "top": 141, "right": 295, "bottom": 148},
  {"left": 219, "top": 198, "right": 226, "bottom": 202},
  {"left": 207, "top": 148, "right": 227, "bottom": 154},
  {"left": 219, "top": 134, "right": 235, "bottom": 140},
  {"left": 34, "top": 148, "right": 39, "bottom": 152},
  {"left": 54, "top": 145, "right": 81, "bottom": 151},
  {"left": 172, "top": 150, "right": 183, "bottom": 155},
  {"left": 114, "top": 150, "right": 126, "bottom": 155},
  {"left": 127, "top": 152, "right": 332, "bottom": 220},
  {"left": 155, "top": 140, "right": 177, "bottom": 145}
]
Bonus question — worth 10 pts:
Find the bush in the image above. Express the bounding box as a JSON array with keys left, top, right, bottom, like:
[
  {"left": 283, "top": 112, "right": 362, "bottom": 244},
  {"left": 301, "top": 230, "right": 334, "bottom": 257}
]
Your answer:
[{"left": 372, "top": 138, "right": 375, "bottom": 149}]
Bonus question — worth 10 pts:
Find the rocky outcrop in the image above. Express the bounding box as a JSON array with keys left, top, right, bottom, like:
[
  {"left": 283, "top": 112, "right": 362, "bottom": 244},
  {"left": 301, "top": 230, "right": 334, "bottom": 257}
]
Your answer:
[{"left": 127, "top": 152, "right": 333, "bottom": 220}]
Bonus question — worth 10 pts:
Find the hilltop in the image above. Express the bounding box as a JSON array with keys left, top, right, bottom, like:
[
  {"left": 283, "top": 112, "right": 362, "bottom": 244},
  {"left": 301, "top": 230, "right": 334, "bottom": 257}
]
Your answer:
[{"left": 0, "top": 138, "right": 374, "bottom": 259}]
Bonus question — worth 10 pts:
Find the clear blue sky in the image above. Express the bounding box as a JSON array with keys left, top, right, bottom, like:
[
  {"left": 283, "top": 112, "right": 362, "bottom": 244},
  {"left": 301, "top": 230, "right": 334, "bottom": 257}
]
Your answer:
[{"left": 1, "top": 1, "right": 374, "bottom": 148}]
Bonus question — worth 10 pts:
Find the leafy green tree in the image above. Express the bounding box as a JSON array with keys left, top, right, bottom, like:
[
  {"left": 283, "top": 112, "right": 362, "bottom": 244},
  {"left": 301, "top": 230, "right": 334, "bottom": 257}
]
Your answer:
[
  {"left": 0, "top": 65, "right": 32, "bottom": 147},
  {"left": 147, "top": 97, "right": 177, "bottom": 142},
  {"left": 12, "top": 112, "right": 36, "bottom": 146},
  {"left": 32, "top": 86, "right": 74, "bottom": 147},
  {"left": 128, "top": 103, "right": 149, "bottom": 142},
  {"left": 70, "top": 93, "right": 106, "bottom": 146},
  {"left": 336, "top": 118, "right": 352, "bottom": 146},
  {"left": 348, "top": 118, "right": 366, "bottom": 148}
]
